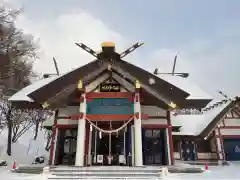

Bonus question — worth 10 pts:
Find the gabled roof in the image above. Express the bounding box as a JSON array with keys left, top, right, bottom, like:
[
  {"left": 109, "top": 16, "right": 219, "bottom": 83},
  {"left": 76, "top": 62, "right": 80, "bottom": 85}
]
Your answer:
[
  {"left": 9, "top": 57, "right": 212, "bottom": 110},
  {"left": 28, "top": 60, "right": 101, "bottom": 103},
  {"left": 26, "top": 60, "right": 209, "bottom": 107},
  {"left": 172, "top": 96, "right": 238, "bottom": 138}
]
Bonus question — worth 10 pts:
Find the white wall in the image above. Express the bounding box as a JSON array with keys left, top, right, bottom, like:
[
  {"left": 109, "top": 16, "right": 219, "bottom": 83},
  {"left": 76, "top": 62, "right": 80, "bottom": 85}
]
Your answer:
[
  {"left": 197, "top": 153, "right": 217, "bottom": 160},
  {"left": 223, "top": 118, "right": 240, "bottom": 126},
  {"left": 58, "top": 106, "right": 79, "bottom": 125},
  {"left": 142, "top": 119, "right": 168, "bottom": 125},
  {"left": 220, "top": 129, "right": 240, "bottom": 135},
  {"left": 141, "top": 106, "right": 167, "bottom": 117}
]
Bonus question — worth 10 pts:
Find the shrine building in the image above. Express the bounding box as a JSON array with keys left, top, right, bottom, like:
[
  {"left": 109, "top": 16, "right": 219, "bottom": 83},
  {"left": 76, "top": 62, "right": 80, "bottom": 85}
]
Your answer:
[{"left": 9, "top": 42, "right": 214, "bottom": 166}]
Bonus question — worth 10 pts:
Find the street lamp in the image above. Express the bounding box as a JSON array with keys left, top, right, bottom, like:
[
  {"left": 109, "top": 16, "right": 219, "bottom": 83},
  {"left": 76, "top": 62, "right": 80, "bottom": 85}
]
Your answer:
[
  {"left": 43, "top": 73, "right": 58, "bottom": 79},
  {"left": 153, "top": 68, "right": 189, "bottom": 78},
  {"left": 43, "top": 57, "right": 60, "bottom": 78}
]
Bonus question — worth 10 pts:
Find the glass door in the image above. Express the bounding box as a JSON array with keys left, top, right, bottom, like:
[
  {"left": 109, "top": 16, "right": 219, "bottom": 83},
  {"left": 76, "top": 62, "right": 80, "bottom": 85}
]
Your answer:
[{"left": 142, "top": 129, "right": 164, "bottom": 165}]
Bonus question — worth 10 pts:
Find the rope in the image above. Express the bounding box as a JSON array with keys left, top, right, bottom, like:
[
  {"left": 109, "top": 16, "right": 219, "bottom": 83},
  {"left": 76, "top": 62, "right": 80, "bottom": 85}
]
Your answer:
[{"left": 86, "top": 116, "right": 134, "bottom": 134}]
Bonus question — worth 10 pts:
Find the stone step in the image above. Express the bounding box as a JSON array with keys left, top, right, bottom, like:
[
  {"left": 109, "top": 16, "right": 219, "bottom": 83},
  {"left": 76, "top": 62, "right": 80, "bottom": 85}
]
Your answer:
[
  {"left": 48, "top": 176, "right": 161, "bottom": 180},
  {"left": 50, "top": 169, "right": 160, "bottom": 173},
  {"left": 51, "top": 172, "right": 160, "bottom": 177},
  {"left": 49, "top": 166, "right": 161, "bottom": 172},
  {"left": 46, "top": 167, "right": 164, "bottom": 179}
]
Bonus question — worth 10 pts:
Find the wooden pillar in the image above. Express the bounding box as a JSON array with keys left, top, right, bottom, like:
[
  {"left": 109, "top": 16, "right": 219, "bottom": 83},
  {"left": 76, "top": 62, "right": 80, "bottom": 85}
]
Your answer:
[
  {"left": 75, "top": 80, "right": 87, "bottom": 166},
  {"left": 133, "top": 80, "right": 143, "bottom": 166},
  {"left": 49, "top": 110, "right": 58, "bottom": 165},
  {"left": 167, "top": 110, "right": 174, "bottom": 165},
  {"left": 215, "top": 127, "right": 224, "bottom": 162}
]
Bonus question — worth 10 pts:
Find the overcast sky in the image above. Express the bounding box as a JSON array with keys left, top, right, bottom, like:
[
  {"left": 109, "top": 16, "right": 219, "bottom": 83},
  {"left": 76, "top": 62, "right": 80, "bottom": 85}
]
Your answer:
[{"left": 4, "top": 0, "right": 240, "bottom": 98}]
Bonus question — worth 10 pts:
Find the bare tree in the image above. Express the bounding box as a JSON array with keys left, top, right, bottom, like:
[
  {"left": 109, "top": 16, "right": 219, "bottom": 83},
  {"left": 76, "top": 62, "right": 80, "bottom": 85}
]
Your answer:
[
  {"left": 44, "top": 129, "right": 52, "bottom": 151},
  {"left": 0, "top": 96, "right": 53, "bottom": 155},
  {"left": 0, "top": 97, "right": 8, "bottom": 133},
  {"left": 0, "top": 5, "right": 39, "bottom": 156},
  {"left": 11, "top": 109, "right": 53, "bottom": 143},
  {"left": 0, "top": 96, "right": 13, "bottom": 155},
  {"left": 0, "top": 6, "right": 21, "bottom": 24},
  {"left": 11, "top": 110, "right": 34, "bottom": 143}
]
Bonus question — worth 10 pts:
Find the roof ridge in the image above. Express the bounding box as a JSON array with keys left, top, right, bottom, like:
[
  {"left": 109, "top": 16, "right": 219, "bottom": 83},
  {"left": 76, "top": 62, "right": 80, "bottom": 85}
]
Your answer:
[
  {"left": 201, "top": 99, "right": 229, "bottom": 114},
  {"left": 172, "top": 98, "right": 231, "bottom": 116}
]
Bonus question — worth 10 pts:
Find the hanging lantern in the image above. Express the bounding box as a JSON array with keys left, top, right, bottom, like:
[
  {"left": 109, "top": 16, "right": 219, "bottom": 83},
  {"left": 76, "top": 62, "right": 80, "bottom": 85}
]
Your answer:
[
  {"left": 77, "top": 79, "right": 83, "bottom": 90},
  {"left": 135, "top": 80, "right": 141, "bottom": 89}
]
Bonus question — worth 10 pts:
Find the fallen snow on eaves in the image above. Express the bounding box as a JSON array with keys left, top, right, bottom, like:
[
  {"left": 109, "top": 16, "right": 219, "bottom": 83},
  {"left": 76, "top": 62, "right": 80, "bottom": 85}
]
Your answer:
[
  {"left": 157, "top": 75, "right": 212, "bottom": 100},
  {"left": 172, "top": 99, "right": 231, "bottom": 136},
  {"left": 8, "top": 61, "right": 97, "bottom": 102},
  {"left": 8, "top": 76, "right": 58, "bottom": 102}
]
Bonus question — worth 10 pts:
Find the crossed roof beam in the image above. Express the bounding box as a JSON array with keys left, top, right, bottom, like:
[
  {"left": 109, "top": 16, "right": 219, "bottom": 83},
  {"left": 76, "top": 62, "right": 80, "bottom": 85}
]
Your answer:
[{"left": 75, "top": 42, "right": 144, "bottom": 59}]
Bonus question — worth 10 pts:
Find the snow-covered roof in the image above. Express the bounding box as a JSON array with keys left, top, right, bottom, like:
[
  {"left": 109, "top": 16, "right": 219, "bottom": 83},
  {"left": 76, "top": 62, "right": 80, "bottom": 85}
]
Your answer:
[
  {"left": 8, "top": 76, "right": 58, "bottom": 102},
  {"left": 158, "top": 75, "right": 212, "bottom": 100},
  {"left": 172, "top": 98, "right": 231, "bottom": 136},
  {"left": 8, "top": 63, "right": 87, "bottom": 102}
]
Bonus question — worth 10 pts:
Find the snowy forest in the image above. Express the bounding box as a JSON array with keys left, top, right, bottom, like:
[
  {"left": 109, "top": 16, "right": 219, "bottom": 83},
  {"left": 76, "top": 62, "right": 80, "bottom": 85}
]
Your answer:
[{"left": 0, "top": 5, "right": 52, "bottom": 164}]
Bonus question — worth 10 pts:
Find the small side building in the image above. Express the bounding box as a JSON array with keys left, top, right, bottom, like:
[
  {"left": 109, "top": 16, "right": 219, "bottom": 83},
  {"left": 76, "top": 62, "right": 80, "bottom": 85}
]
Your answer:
[{"left": 172, "top": 96, "right": 240, "bottom": 163}]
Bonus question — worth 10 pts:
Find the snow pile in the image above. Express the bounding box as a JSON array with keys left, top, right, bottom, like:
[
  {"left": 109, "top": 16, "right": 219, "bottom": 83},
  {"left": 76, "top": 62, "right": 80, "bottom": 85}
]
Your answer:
[{"left": 0, "top": 127, "right": 49, "bottom": 166}]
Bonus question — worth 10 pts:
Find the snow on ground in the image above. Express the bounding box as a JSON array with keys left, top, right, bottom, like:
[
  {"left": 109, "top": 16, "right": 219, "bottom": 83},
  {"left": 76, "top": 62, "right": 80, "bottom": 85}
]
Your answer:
[
  {"left": 0, "top": 168, "right": 44, "bottom": 180},
  {"left": 0, "top": 127, "right": 49, "bottom": 167}
]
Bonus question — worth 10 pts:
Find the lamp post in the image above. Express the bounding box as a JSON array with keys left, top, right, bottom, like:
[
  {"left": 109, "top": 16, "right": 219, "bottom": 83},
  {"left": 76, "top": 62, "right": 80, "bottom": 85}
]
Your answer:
[
  {"left": 155, "top": 72, "right": 189, "bottom": 78},
  {"left": 43, "top": 57, "right": 60, "bottom": 78},
  {"left": 43, "top": 74, "right": 58, "bottom": 79},
  {"left": 153, "top": 55, "right": 189, "bottom": 78},
  {"left": 153, "top": 68, "right": 189, "bottom": 78}
]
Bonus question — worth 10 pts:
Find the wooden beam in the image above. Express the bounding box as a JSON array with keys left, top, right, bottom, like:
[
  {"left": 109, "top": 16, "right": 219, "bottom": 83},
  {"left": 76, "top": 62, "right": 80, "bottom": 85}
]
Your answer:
[
  {"left": 86, "top": 92, "right": 134, "bottom": 99},
  {"left": 112, "top": 66, "right": 172, "bottom": 107},
  {"left": 112, "top": 72, "right": 135, "bottom": 92},
  {"left": 85, "top": 73, "right": 109, "bottom": 92}
]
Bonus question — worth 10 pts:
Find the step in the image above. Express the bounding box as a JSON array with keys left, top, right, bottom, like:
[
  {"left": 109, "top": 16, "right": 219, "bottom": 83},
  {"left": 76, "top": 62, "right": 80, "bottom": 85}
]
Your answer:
[
  {"left": 48, "top": 176, "right": 161, "bottom": 180},
  {"left": 50, "top": 166, "right": 161, "bottom": 172},
  {"left": 50, "top": 169, "right": 160, "bottom": 173},
  {"left": 51, "top": 172, "right": 160, "bottom": 177}
]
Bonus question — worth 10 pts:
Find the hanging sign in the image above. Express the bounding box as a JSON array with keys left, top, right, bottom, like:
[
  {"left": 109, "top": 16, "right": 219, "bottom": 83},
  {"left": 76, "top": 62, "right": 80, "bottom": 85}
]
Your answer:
[{"left": 100, "top": 83, "right": 120, "bottom": 92}]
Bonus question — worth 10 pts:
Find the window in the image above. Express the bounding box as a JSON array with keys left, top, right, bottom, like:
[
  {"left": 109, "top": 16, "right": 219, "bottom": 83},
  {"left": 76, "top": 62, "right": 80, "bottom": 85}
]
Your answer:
[
  {"left": 145, "top": 129, "right": 161, "bottom": 138},
  {"left": 173, "top": 139, "right": 179, "bottom": 152}
]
